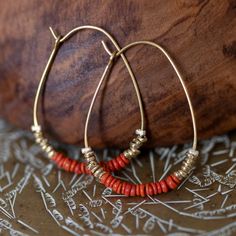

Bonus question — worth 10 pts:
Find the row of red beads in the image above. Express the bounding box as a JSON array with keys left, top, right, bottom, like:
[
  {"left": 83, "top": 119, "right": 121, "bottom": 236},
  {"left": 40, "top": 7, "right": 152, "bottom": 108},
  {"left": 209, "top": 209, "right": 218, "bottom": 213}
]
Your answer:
[
  {"left": 51, "top": 151, "right": 181, "bottom": 197},
  {"left": 100, "top": 173, "right": 181, "bottom": 196},
  {"left": 51, "top": 151, "right": 130, "bottom": 174}
]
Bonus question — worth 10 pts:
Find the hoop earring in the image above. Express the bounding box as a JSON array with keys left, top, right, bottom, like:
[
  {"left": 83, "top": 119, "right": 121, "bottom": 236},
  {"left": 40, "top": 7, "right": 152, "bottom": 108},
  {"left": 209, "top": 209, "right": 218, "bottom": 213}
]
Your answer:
[
  {"left": 82, "top": 41, "right": 199, "bottom": 197},
  {"left": 31, "top": 26, "right": 146, "bottom": 175}
]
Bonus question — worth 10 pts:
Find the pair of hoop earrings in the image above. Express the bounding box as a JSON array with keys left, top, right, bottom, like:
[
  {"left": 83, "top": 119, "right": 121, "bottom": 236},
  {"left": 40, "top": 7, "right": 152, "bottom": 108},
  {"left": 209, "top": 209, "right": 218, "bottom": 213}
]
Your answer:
[{"left": 31, "top": 25, "right": 199, "bottom": 197}]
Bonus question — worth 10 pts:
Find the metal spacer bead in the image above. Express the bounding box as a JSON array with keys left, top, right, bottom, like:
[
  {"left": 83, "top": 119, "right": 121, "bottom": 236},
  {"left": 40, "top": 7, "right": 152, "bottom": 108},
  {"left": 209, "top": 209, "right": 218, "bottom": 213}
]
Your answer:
[
  {"left": 181, "top": 165, "right": 192, "bottom": 174},
  {"left": 87, "top": 161, "right": 98, "bottom": 170},
  {"left": 85, "top": 155, "right": 96, "bottom": 163},
  {"left": 173, "top": 171, "right": 182, "bottom": 180},
  {"left": 187, "top": 149, "right": 199, "bottom": 157},
  {"left": 123, "top": 150, "right": 133, "bottom": 160},
  {"left": 90, "top": 165, "right": 100, "bottom": 174},
  {"left": 137, "top": 136, "right": 147, "bottom": 143},
  {"left": 48, "top": 150, "right": 55, "bottom": 159},
  {"left": 36, "top": 137, "right": 43, "bottom": 144},
  {"left": 98, "top": 171, "right": 107, "bottom": 180},
  {"left": 81, "top": 147, "right": 92, "bottom": 154},
  {"left": 31, "top": 125, "right": 41, "bottom": 132},
  {"left": 178, "top": 169, "right": 188, "bottom": 178},
  {"left": 93, "top": 168, "right": 104, "bottom": 178},
  {"left": 135, "top": 129, "right": 146, "bottom": 136}
]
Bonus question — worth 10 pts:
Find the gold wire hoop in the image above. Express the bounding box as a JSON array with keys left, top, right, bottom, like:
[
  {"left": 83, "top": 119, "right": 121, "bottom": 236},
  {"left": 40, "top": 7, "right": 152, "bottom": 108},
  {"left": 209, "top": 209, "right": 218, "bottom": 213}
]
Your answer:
[
  {"left": 82, "top": 40, "right": 199, "bottom": 182},
  {"left": 84, "top": 41, "right": 198, "bottom": 151},
  {"left": 31, "top": 25, "right": 145, "bottom": 158}
]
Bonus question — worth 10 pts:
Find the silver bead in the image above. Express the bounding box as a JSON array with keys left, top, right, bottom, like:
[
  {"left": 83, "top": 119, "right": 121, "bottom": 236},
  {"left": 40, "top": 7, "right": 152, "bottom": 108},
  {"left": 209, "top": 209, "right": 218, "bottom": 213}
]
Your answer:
[
  {"left": 91, "top": 165, "right": 100, "bottom": 174},
  {"left": 187, "top": 149, "right": 199, "bottom": 157},
  {"left": 48, "top": 150, "right": 55, "bottom": 159},
  {"left": 137, "top": 136, "right": 147, "bottom": 143},
  {"left": 135, "top": 129, "right": 146, "bottom": 136},
  {"left": 93, "top": 168, "right": 104, "bottom": 178},
  {"left": 31, "top": 125, "right": 41, "bottom": 132},
  {"left": 87, "top": 161, "right": 97, "bottom": 170},
  {"left": 98, "top": 171, "right": 107, "bottom": 180},
  {"left": 81, "top": 147, "right": 92, "bottom": 154}
]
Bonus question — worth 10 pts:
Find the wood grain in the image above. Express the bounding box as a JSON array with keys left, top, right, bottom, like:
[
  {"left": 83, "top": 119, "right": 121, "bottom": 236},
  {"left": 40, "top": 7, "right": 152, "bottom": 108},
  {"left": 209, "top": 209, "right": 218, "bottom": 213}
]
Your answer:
[{"left": 0, "top": 0, "right": 235, "bottom": 148}]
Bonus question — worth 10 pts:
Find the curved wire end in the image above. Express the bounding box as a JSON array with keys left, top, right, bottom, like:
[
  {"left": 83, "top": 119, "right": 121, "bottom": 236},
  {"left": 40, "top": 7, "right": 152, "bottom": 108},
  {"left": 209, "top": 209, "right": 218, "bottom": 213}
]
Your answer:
[
  {"left": 49, "top": 26, "right": 58, "bottom": 40},
  {"left": 101, "top": 40, "right": 113, "bottom": 56}
]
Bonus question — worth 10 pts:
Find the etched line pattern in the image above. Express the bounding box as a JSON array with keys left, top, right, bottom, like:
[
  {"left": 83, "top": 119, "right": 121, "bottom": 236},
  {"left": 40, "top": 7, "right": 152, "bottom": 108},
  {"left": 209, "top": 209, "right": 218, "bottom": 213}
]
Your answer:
[{"left": 0, "top": 119, "right": 235, "bottom": 235}]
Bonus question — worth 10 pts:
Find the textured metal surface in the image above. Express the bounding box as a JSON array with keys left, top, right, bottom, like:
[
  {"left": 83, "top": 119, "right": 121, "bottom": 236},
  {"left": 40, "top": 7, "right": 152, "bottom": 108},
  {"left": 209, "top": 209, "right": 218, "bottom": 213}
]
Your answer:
[{"left": 0, "top": 119, "right": 235, "bottom": 235}]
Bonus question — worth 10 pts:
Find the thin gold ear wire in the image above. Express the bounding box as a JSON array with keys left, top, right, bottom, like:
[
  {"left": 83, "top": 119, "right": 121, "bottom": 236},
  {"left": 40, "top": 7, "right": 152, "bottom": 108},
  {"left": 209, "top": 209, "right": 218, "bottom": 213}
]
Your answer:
[
  {"left": 115, "top": 41, "right": 198, "bottom": 151},
  {"left": 31, "top": 25, "right": 145, "bottom": 158},
  {"left": 82, "top": 40, "right": 199, "bottom": 187},
  {"left": 84, "top": 42, "right": 116, "bottom": 148}
]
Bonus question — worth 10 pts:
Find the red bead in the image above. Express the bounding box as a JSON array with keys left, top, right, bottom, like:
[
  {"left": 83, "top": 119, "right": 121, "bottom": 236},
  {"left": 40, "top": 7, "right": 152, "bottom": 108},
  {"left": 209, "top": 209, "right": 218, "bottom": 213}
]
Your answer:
[
  {"left": 112, "top": 180, "right": 121, "bottom": 192},
  {"left": 171, "top": 174, "right": 181, "bottom": 184},
  {"left": 116, "top": 156, "right": 126, "bottom": 168},
  {"left": 140, "top": 184, "right": 145, "bottom": 197},
  {"left": 112, "top": 159, "right": 120, "bottom": 170},
  {"left": 100, "top": 173, "right": 110, "bottom": 184},
  {"left": 150, "top": 182, "right": 158, "bottom": 195},
  {"left": 166, "top": 176, "right": 178, "bottom": 189},
  {"left": 122, "top": 182, "right": 127, "bottom": 195},
  {"left": 63, "top": 158, "right": 71, "bottom": 171},
  {"left": 53, "top": 152, "right": 62, "bottom": 162},
  {"left": 105, "top": 175, "right": 114, "bottom": 187},
  {"left": 120, "top": 153, "right": 129, "bottom": 164},
  {"left": 81, "top": 163, "right": 86, "bottom": 173},
  {"left": 145, "top": 183, "right": 154, "bottom": 196},
  {"left": 107, "top": 161, "right": 116, "bottom": 172},
  {"left": 74, "top": 164, "right": 81, "bottom": 174},
  {"left": 70, "top": 160, "right": 77, "bottom": 172},
  {"left": 156, "top": 182, "right": 162, "bottom": 194},
  {"left": 130, "top": 185, "right": 136, "bottom": 196},
  {"left": 109, "top": 178, "right": 117, "bottom": 188},
  {"left": 117, "top": 183, "right": 122, "bottom": 194},
  {"left": 136, "top": 185, "right": 140, "bottom": 196},
  {"left": 160, "top": 180, "right": 169, "bottom": 193},
  {"left": 124, "top": 184, "right": 132, "bottom": 196},
  {"left": 58, "top": 156, "right": 66, "bottom": 168}
]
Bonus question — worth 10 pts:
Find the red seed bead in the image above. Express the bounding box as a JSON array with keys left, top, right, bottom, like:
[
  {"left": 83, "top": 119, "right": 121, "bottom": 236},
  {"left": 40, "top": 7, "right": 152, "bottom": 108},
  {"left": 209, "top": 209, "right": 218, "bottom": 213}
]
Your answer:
[
  {"left": 116, "top": 156, "right": 126, "bottom": 168},
  {"left": 160, "top": 180, "right": 169, "bottom": 193},
  {"left": 58, "top": 157, "right": 66, "bottom": 168},
  {"left": 70, "top": 160, "right": 77, "bottom": 172},
  {"left": 81, "top": 163, "right": 86, "bottom": 173},
  {"left": 166, "top": 176, "right": 178, "bottom": 190},
  {"left": 109, "top": 178, "right": 117, "bottom": 188},
  {"left": 122, "top": 182, "right": 127, "bottom": 195},
  {"left": 171, "top": 174, "right": 181, "bottom": 184},
  {"left": 120, "top": 153, "right": 129, "bottom": 164},
  {"left": 112, "top": 159, "right": 120, "bottom": 170},
  {"left": 53, "top": 152, "right": 62, "bottom": 162},
  {"left": 63, "top": 158, "right": 71, "bottom": 171},
  {"left": 130, "top": 185, "right": 136, "bottom": 196},
  {"left": 112, "top": 180, "right": 121, "bottom": 192},
  {"left": 117, "top": 182, "right": 122, "bottom": 194},
  {"left": 124, "top": 183, "right": 132, "bottom": 196},
  {"left": 150, "top": 182, "right": 158, "bottom": 195},
  {"left": 136, "top": 184, "right": 140, "bottom": 196},
  {"left": 100, "top": 173, "right": 110, "bottom": 184},
  {"left": 145, "top": 183, "right": 154, "bottom": 196},
  {"left": 140, "top": 184, "right": 145, "bottom": 197},
  {"left": 156, "top": 182, "right": 162, "bottom": 194},
  {"left": 105, "top": 175, "right": 114, "bottom": 187},
  {"left": 107, "top": 161, "right": 116, "bottom": 172},
  {"left": 74, "top": 164, "right": 81, "bottom": 174}
]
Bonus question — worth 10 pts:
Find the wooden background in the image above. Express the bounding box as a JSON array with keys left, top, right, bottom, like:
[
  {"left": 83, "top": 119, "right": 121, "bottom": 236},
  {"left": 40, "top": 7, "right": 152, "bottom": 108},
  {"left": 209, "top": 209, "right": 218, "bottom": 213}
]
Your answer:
[{"left": 0, "top": 0, "right": 235, "bottom": 148}]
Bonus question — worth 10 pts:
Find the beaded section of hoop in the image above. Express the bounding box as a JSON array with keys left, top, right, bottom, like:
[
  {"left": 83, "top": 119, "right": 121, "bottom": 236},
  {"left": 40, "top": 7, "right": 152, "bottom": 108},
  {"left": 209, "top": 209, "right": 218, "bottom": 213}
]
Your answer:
[{"left": 31, "top": 125, "right": 55, "bottom": 158}]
